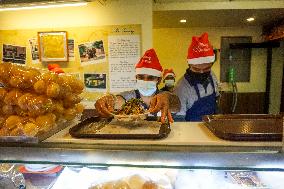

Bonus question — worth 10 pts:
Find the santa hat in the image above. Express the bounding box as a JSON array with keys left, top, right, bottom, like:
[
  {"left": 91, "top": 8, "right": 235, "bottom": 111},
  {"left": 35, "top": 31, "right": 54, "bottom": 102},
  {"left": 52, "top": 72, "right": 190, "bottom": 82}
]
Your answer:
[
  {"left": 48, "top": 64, "right": 64, "bottom": 74},
  {"left": 163, "top": 68, "right": 175, "bottom": 79},
  {"left": 187, "top": 32, "right": 215, "bottom": 64},
  {"left": 135, "top": 48, "right": 163, "bottom": 77}
]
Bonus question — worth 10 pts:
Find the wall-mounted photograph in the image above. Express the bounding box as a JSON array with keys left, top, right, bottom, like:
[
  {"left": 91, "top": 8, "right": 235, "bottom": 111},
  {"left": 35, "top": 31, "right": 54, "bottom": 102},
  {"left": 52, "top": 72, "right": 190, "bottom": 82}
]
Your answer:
[
  {"left": 79, "top": 40, "right": 106, "bottom": 65},
  {"left": 29, "top": 38, "right": 39, "bottom": 64},
  {"left": 68, "top": 39, "right": 75, "bottom": 61},
  {"left": 38, "top": 31, "right": 68, "bottom": 62},
  {"left": 2, "top": 44, "right": 26, "bottom": 64},
  {"left": 84, "top": 73, "right": 107, "bottom": 92}
]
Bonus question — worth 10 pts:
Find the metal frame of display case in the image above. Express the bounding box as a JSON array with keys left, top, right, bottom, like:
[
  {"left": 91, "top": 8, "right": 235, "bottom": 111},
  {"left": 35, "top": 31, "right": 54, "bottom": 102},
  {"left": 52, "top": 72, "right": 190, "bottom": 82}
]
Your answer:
[
  {"left": 0, "top": 142, "right": 284, "bottom": 172},
  {"left": 0, "top": 119, "right": 283, "bottom": 171}
]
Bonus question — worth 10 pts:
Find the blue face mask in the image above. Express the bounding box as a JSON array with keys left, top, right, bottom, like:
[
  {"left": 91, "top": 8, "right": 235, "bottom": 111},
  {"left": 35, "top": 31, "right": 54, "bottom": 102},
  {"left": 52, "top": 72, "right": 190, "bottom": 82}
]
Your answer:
[{"left": 136, "top": 79, "right": 157, "bottom": 96}]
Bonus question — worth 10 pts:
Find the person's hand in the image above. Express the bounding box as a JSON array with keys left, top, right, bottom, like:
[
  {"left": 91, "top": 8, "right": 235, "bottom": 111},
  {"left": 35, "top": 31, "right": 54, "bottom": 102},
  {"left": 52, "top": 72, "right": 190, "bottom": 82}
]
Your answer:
[
  {"left": 94, "top": 95, "right": 115, "bottom": 118},
  {"left": 149, "top": 92, "right": 174, "bottom": 124}
]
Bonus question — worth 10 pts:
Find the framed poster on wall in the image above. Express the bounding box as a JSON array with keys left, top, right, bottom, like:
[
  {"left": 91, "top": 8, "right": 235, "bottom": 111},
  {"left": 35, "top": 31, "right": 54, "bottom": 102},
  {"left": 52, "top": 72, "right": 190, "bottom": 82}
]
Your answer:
[{"left": 38, "top": 31, "right": 68, "bottom": 62}]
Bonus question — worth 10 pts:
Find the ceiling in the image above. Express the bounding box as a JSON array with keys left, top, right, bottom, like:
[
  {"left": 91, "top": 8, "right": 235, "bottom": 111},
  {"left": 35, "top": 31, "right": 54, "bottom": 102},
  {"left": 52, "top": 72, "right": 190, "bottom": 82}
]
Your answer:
[{"left": 153, "top": 9, "right": 284, "bottom": 28}]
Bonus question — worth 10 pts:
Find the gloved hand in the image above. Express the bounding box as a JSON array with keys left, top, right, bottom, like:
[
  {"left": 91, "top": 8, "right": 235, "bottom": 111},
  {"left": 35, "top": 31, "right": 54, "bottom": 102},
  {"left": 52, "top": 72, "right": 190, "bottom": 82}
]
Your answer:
[
  {"left": 149, "top": 92, "right": 174, "bottom": 124},
  {"left": 94, "top": 95, "right": 115, "bottom": 118}
]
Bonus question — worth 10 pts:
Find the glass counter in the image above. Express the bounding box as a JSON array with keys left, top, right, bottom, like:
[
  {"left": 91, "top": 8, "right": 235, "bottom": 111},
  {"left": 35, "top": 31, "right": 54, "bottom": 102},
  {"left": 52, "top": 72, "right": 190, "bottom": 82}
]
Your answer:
[{"left": 0, "top": 121, "right": 283, "bottom": 188}]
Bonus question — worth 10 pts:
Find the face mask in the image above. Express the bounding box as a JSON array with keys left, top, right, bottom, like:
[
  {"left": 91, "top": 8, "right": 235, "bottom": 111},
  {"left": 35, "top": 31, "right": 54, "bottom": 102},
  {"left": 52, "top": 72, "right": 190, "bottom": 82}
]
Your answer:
[
  {"left": 136, "top": 79, "right": 157, "bottom": 96},
  {"left": 188, "top": 69, "right": 210, "bottom": 85},
  {"left": 165, "top": 79, "right": 175, "bottom": 87}
]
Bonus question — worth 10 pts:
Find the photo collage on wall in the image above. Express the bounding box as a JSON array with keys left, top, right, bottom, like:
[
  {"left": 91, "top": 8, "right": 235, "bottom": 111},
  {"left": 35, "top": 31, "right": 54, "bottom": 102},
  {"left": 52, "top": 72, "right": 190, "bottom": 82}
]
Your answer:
[{"left": 1, "top": 25, "right": 141, "bottom": 97}]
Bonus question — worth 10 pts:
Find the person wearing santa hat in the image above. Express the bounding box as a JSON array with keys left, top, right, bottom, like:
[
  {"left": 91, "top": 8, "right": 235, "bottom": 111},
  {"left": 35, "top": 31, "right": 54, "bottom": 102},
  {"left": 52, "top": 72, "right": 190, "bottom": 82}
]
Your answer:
[
  {"left": 95, "top": 48, "right": 181, "bottom": 123},
  {"left": 174, "top": 32, "right": 219, "bottom": 121},
  {"left": 161, "top": 69, "right": 176, "bottom": 92}
]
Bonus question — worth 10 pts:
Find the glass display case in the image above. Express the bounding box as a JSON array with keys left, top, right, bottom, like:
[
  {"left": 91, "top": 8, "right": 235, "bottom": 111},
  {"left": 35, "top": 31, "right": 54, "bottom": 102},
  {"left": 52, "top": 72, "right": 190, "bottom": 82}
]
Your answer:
[
  {"left": 1, "top": 137, "right": 284, "bottom": 189},
  {"left": 0, "top": 1, "right": 283, "bottom": 188}
]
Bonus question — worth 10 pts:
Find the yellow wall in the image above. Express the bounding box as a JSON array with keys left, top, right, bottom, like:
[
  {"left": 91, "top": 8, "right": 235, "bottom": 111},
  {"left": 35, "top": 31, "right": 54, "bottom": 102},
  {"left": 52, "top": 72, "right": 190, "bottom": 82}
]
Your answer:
[
  {"left": 0, "top": 0, "right": 152, "bottom": 101},
  {"left": 153, "top": 26, "right": 267, "bottom": 92},
  {"left": 0, "top": 0, "right": 152, "bottom": 52},
  {"left": 0, "top": 25, "right": 141, "bottom": 101}
]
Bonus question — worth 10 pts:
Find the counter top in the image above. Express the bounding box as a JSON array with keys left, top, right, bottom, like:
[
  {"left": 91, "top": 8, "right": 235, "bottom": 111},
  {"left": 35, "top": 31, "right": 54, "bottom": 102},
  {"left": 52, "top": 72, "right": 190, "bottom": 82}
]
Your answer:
[
  {"left": 45, "top": 121, "right": 282, "bottom": 147},
  {"left": 1, "top": 121, "right": 283, "bottom": 167}
]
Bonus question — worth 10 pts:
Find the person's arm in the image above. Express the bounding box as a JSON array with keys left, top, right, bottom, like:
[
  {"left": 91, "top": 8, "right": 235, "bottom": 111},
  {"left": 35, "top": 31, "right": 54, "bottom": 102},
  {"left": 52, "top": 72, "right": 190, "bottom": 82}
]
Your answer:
[
  {"left": 211, "top": 71, "right": 220, "bottom": 113},
  {"left": 163, "top": 91, "right": 181, "bottom": 112},
  {"left": 172, "top": 80, "right": 188, "bottom": 122},
  {"left": 149, "top": 91, "right": 181, "bottom": 123}
]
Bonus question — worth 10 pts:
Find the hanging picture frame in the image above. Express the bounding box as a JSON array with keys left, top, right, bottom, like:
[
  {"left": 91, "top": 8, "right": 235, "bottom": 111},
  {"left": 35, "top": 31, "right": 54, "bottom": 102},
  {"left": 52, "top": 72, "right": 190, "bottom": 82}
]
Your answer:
[{"left": 38, "top": 31, "right": 68, "bottom": 62}]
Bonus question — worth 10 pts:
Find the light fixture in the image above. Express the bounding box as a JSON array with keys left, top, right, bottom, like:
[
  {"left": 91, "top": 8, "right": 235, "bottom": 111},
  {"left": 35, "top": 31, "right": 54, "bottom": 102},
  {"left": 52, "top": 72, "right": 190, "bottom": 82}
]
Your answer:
[
  {"left": 0, "top": 0, "right": 89, "bottom": 12},
  {"left": 180, "top": 19, "right": 187, "bottom": 23},
  {"left": 246, "top": 17, "right": 255, "bottom": 22}
]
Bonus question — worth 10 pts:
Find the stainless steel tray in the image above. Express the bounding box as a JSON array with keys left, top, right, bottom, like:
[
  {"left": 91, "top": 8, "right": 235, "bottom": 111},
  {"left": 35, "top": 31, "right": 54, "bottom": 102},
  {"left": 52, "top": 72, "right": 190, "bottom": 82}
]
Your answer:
[
  {"left": 69, "top": 116, "right": 171, "bottom": 140},
  {"left": 203, "top": 114, "right": 283, "bottom": 141}
]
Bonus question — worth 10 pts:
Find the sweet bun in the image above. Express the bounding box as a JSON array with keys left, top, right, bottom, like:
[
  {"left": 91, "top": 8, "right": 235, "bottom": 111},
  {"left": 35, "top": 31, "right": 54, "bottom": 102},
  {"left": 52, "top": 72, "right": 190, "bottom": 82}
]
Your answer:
[
  {"left": 127, "top": 174, "right": 146, "bottom": 189},
  {"left": 142, "top": 181, "right": 158, "bottom": 189},
  {"left": 114, "top": 180, "right": 131, "bottom": 189},
  {"left": 90, "top": 181, "right": 115, "bottom": 189}
]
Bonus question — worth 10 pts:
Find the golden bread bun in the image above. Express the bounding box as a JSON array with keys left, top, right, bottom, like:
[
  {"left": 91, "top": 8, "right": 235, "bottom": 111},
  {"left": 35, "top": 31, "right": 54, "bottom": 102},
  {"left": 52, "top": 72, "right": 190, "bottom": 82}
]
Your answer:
[
  {"left": 128, "top": 175, "right": 146, "bottom": 189},
  {"left": 142, "top": 181, "right": 158, "bottom": 189}
]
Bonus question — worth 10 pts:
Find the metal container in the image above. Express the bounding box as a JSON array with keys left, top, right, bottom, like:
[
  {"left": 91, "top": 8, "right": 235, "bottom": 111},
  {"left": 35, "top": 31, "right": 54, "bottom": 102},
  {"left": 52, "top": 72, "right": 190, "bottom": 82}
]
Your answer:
[
  {"left": 203, "top": 114, "right": 283, "bottom": 141},
  {"left": 69, "top": 116, "right": 171, "bottom": 140}
]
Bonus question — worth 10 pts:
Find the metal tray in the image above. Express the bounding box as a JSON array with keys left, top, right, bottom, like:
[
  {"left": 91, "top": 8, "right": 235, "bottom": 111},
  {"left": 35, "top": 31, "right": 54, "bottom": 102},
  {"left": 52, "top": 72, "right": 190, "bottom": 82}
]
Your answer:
[
  {"left": 203, "top": 114, "right": 283, "bottom": 141},
  {"left": 69, "top": 116, "right": 171, "bottom": 140},
  {"left": 0, "top": 118, "right": 80, "bottom": 143}
]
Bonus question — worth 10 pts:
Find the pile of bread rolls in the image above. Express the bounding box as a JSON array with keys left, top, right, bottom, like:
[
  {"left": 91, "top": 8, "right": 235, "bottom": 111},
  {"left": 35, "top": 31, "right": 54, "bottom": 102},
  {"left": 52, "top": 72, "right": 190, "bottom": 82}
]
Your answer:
[{"left": 0, "top": 63, "right": 84, "bottom": 137}]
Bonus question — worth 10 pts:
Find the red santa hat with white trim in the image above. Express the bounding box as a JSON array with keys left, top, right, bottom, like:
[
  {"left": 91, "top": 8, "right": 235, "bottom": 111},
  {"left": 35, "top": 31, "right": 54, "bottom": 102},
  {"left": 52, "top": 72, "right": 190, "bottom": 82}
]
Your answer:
[
  {"left": 135, "top": 48, "right": 163, "bottom": 77},
  {"left": 163, "top": 68, "right": 176, "bottom": 79},
  {"left": 187, "top": 32, "right": 215, "bottom": 65}
]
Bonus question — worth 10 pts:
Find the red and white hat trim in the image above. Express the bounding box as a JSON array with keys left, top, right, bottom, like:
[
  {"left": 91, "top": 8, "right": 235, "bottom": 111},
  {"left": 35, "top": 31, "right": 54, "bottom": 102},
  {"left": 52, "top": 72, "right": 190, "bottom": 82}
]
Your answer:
[
  {"left": 187, "top": 54, "right": 215, "bottom": 65},
  {"left": 136, "top": 67, "right": 162, "bottom": 77}
]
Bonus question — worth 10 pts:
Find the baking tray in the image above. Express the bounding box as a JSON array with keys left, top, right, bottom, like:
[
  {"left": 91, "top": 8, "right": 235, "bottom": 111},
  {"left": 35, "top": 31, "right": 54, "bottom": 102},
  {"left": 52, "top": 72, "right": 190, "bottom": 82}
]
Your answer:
[
  {"left": 203, "top": 114, "right": 283, "bottom": 141},
  {"left": 69, "top": 116, "right": 171, "bottom": 140},
  {"left": 80, "top": 109, "right": 98, "bottom": 121},
  {"left": 0, "top": 118, "right": 80, "bottom": 143}
]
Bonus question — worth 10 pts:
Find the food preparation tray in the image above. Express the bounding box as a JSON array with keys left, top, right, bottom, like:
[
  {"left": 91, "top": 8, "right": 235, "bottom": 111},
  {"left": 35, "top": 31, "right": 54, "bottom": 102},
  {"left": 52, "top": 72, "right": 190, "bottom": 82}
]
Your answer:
[
  {"left": 203, "top": 114, "right": 283, "bottom": 141},
  {"left": 69, "top": 116, "right": 171, "bottom": 140},
  {"left": 0, "top": 118, "right": 80, "bottom": 143}
]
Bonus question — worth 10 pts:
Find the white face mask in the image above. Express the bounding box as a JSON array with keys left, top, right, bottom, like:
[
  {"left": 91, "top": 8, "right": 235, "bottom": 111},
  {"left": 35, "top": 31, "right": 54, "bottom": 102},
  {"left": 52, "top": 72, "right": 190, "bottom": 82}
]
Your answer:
[
  {"left": 165, "top": 79, "right": 175, "bottom": 87},
  {"left": 136, "top": 79, "right": 157, "bottom": 96}
]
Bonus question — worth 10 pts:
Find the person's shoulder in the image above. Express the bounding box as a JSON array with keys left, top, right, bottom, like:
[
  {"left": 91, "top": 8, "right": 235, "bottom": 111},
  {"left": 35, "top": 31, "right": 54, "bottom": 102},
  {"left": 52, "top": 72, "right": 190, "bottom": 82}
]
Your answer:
[
  {"left": 174, "top": 76, "right": 191, "bottom": 95},
  {"left": 175, "top": 76, "right": 191, "bottom": 89}
]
